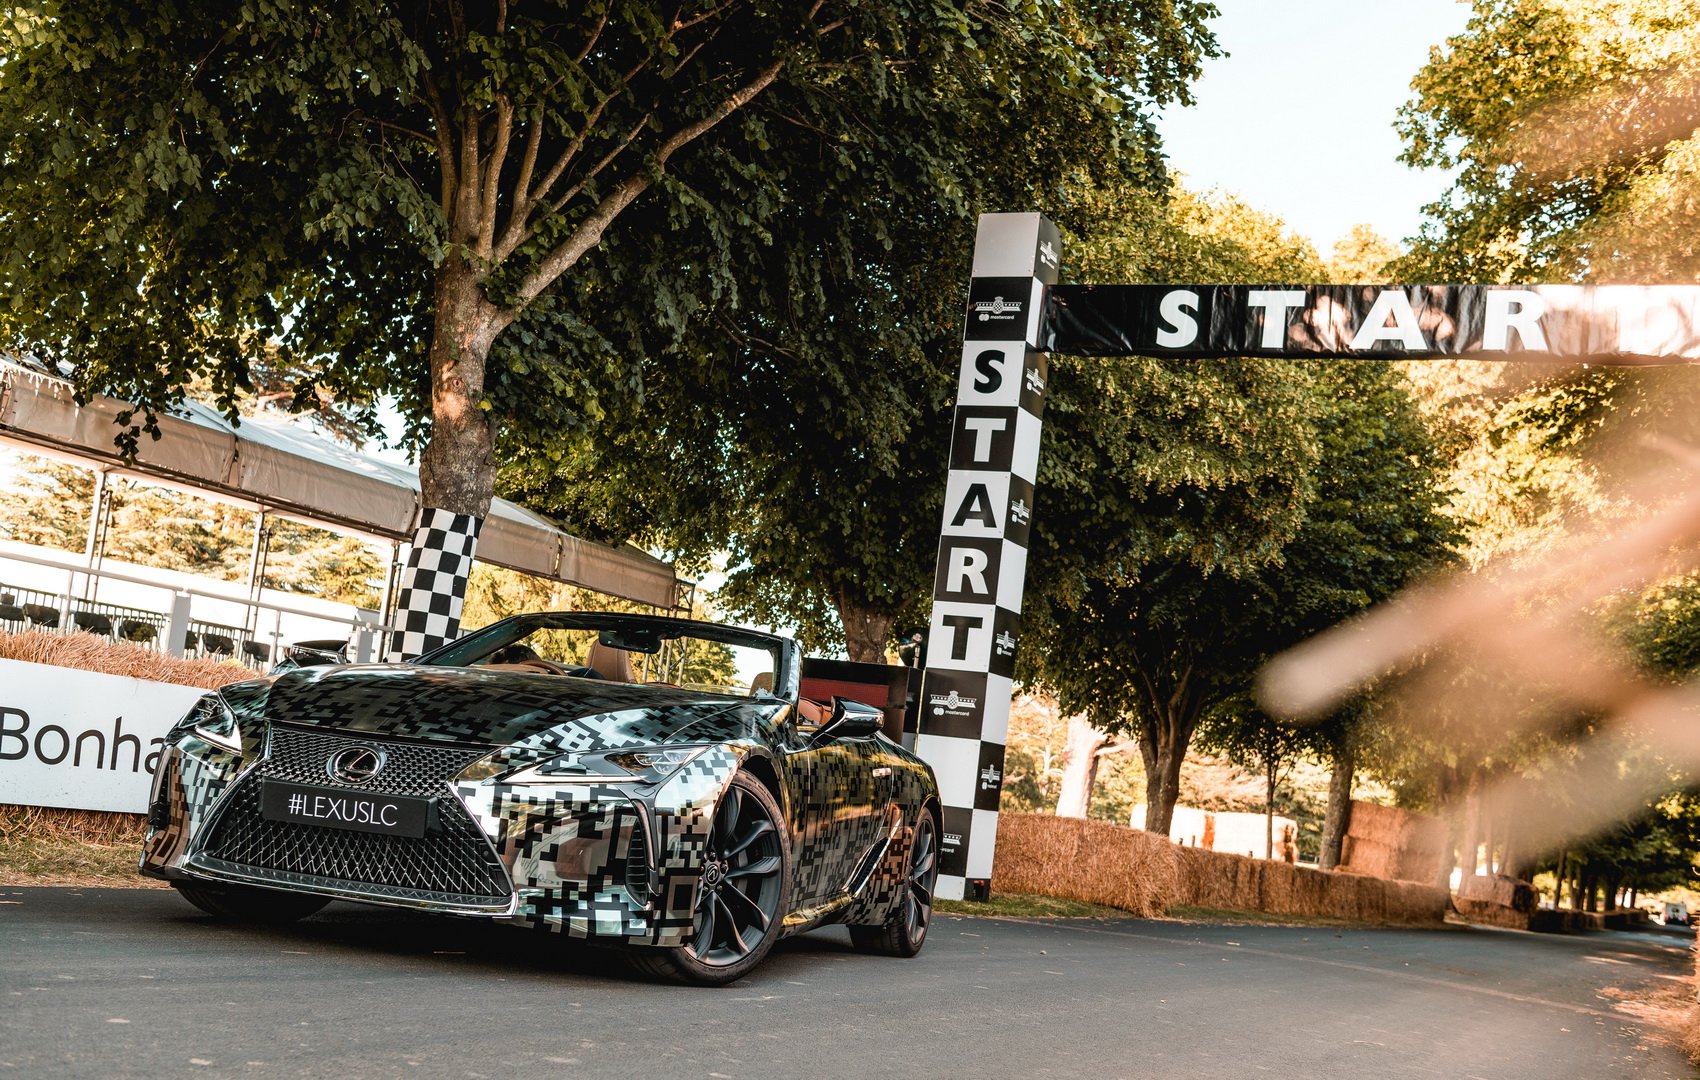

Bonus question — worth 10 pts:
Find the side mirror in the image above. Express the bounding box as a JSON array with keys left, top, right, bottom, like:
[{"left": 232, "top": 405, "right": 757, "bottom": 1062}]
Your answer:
[{"left": 814, "top": 697, "right": 883, "bottom": 741}]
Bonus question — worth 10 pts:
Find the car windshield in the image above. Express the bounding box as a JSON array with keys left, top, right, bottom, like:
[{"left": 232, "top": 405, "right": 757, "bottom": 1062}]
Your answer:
[{"left": 417, "top": 613, "right": 782, "bottom": 699}]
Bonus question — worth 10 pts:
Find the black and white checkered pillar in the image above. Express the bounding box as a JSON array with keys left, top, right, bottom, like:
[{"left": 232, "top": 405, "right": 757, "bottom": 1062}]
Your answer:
[
  {"left": 917, "top": 212, "right": 1059, "bottom": 901},
  {"left": 386, "top": 507, "right": 483, "bottom": 661}
]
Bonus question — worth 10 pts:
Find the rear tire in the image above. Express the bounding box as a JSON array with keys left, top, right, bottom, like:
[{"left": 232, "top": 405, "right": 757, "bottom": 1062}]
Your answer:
[
  {"left": 173, "top": 881, "right": 330, "bottom": 923},
  {"left": 849, "top": 807, "right": 938, "bottom": 958},
  {"left": 627, "top": 773, "right": 789, "bottom": 986}
]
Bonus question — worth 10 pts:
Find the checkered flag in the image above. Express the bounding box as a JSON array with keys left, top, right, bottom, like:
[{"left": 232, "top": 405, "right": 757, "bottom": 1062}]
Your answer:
[{"left": 386, "top": 508, "right": 483, "bottom": 661}]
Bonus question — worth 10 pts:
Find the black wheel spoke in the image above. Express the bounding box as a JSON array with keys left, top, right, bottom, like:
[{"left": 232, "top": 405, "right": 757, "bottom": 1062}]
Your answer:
[
  {"left": 720, "top": 882, "right": 771, "bottom": 932},
  {"left": 725, "top": 818, "right": 774, "bottom": 859},
  {"left": 727, "top": 855, "right": 780, "bottom": 879},
  {"left": 714, "top": 787, "right": 742, "bottom": 848},
  {"left": 905, "top": 818, "right": 936, "bottom": 939},
  {"left": 716, "top": 895, "right": 749, "bottom": 955},
  {"left": 911, "top": 878, "right": 933, "bottom": 909},
  {"left": 693, "top": 897, "right": 718, "bottom": 955}
]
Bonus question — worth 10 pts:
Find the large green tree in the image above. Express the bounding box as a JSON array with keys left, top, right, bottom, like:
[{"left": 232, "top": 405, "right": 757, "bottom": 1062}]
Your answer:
[
  {"left": 499, "top": 4, "right": 1222, "bottom": 659},
  {"left": 0, "top": 0, "right": 1219, "bottom": 650}
]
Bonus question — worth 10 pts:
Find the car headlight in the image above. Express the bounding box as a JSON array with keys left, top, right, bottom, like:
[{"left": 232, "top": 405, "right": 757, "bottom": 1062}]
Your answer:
[
  {"left": 170, "top": 695, "right": 242, "bottom": 755},
  {"left": 502, "top": 745, "right": 709, "bottom": 785}
]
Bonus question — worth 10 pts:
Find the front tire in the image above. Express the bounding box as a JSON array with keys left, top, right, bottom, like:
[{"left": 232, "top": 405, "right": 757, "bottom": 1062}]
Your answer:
[
  {"left": 849, "top": 806, "right": 938, "bottom": 958},
  {"left": 628, "top": 773, "right": 789, "bottom": 986},
  {"left": 173, "top": 880, "right": 330, "bottom": 923}
]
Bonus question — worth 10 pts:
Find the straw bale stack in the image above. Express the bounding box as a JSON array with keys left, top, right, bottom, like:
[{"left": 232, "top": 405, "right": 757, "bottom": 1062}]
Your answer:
[
  {"left": 995, "top": 813, "right": 1447, "bottom": 925},
  {"left": 0, "top": 802, "right": 147, "bottom": 845},
  {"left": 0, "top": 630, "right": 251, "bottom": 691},
  {"left": 1456, "top": 873, "right": 1535, "bottom": 910},
  {"left": 1338, "top": 799, "right": 1447, "bottom": 884},
  {"left": 993, "top": 814, "right": 1177, "bottom": 917},
  {"left": 1173, "top": 845, "right": 1260, "bottom": 910}
]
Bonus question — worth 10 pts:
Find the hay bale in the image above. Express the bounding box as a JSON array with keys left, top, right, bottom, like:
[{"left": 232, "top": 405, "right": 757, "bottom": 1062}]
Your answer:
[
  {"left": 1175, "top": 846, "right": 1264, "bottom": 911},
  {"left": 0, "top": 629, "right": 250, "bottom": 690},
  {"left": 1381, "top": 879, "right": 1447, "bottom": 925},
  {"left": 1261, "top": 860, "right": 1334, "bottom": 919},
  {"left": 993, "top": 814, "right": 1176, "bottom": 917},
  {"left": 1339, "top": 800, "right": 1447, "bottom": 885},
  {"left": 0, "top": 802, "right": 146, "bottom": 844},
  {"left": 1457, "top": 873, "right": 1536, "bottom": 912},
  {"left": 1685, "top": 944, "right": 1700, "bottom": 1066},
  {"left": 995, "top": 812, "right": 1445, "bottom": 926}
]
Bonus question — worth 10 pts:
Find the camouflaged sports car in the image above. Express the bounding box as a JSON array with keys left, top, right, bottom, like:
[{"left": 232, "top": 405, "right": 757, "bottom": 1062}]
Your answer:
[{"left": 141, "top": 612, "right": 941, "bottom": 984}]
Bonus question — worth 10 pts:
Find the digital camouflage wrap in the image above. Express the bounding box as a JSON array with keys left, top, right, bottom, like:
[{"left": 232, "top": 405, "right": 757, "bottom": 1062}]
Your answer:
[{"left": 141, "top": 640, "right": 940, "bottom": 952}]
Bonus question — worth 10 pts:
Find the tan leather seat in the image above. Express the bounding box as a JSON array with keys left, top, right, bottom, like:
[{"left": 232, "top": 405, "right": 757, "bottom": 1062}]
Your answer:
[
  {"left": 796, "top": 698, "right": 829, "bottom": 726},
  {"left": 749, "top": 671, "right": 774, "bottom": 694},
  {"left": 584, "top": 641, "right": 633, "bottom": 682}
]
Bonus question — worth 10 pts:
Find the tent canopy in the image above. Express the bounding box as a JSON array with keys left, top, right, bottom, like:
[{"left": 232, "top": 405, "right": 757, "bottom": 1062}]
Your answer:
[{"left": 0, "top": 359, "right": 677, "bottom": 609}]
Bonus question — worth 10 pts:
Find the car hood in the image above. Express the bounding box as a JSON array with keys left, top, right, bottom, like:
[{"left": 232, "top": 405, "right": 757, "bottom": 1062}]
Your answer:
[{"left": 254, "top": 663, "right": 771, "bottom": 748}]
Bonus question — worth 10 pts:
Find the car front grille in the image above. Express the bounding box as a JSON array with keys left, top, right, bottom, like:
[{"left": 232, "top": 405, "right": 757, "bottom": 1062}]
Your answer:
[{"left": 198, "top": 725, "right": 512, "bottom": 909}]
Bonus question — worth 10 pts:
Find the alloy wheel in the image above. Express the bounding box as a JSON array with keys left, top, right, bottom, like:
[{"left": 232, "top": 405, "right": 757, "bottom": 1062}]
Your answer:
[
  {"left": 687, "top": 782, "right": 783, "bottom": 967},
  {"left": 904, "top": 814, "right": 938, "bottom": 941}
]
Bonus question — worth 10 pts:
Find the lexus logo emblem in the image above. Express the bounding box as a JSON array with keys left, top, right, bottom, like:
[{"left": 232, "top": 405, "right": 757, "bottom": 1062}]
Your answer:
[{"left": 327, "top": 746, "right": 385, "bottom": 784}]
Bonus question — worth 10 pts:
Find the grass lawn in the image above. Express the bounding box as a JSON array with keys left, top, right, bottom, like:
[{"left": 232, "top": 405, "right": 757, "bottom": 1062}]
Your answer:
[{"left": 936, "top": 892, "right": 1136, "bottom": 919}]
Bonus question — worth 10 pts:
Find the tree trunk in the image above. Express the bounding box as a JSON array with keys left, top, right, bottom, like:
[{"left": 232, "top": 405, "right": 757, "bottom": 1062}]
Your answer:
[
  {"left": 837, "top": 595, "right": 895, "bottom": 664},
  {"left": 1434, "top": 767, "right": 1459, "bottom": 891},
  {"left": 1479, "top": 787, "right": 1495, "bottom": 878},
  {"left": 1138, "top": 715, "right": 1191, "bottom": 837},
  {"left": 1264, "top": 758, "right": 1277, "bottom": 860},
  {"left": 1457, "top": 773, "right": 1482, "bottom": 894},
  {"left": 1553, "top": 850, "right": 1567, "bottom": 908},
  {"left": 387, "top": 263, "right": 503, "bottom": 661},
  {"left": 1056, "top": 713, "right": 1108, "bottom": 819},
  {"left": 1319, "top": 739, "right": 1355, "bottom": 871},
  {"left": 418, "top": 263, "right": 501, "bottom": 517},
  {"left": 1497, "top": 794, "right": 1518, "bottom": 880}
]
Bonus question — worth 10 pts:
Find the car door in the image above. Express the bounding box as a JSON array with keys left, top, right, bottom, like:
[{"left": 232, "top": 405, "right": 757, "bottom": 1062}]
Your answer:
[{"left": 780, "top": 713, "right": 887, "bottom": 908}]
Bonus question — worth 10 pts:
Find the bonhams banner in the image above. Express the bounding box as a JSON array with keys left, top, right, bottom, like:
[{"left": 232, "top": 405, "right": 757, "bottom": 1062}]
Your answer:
[
  {"left": 0, "top": 659, "right": 203, "bottom": 813},
  {"left": 1045, "top": 284, "right": 1700, "bottom": 362}
]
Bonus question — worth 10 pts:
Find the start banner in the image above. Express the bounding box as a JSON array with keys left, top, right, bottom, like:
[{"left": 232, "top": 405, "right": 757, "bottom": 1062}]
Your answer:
[
  {"left": 1045, "top": 283, "right": 1700, "bottom": 363},
  {"left": 0, "top": 658, "right": 205, "bottom": 813}
]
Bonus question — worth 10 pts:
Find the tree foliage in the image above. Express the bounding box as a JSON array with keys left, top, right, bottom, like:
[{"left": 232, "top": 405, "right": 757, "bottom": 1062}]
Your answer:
[
  {"left": 0, "top": 0, "right": 1219, "bottom": 528},
  {"left": 500, "top": 1, "right": 1224, "bottom": 659},
  {"left": 1397, "top": 0, "right": 1700, "bottom": 283},
  {"left": 1029, "top": 359, "right": 1460, "bottom": 834}
]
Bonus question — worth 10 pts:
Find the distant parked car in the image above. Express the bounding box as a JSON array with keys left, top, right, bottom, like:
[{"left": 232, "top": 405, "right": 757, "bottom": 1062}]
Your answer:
[{"left": 1661, "top": 901, "right": 1689, "bottom": 926}]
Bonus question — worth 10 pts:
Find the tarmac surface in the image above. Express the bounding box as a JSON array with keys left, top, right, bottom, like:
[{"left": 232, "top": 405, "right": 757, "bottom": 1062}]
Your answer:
[{"left": 1, "top": 886, "right": 1694, "bottom": 1079}]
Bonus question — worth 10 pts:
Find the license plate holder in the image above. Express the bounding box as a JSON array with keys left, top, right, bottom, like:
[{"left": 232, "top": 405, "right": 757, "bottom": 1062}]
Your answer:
[{"left": 259, "top": 780, "right": 434, "bottom": 838}]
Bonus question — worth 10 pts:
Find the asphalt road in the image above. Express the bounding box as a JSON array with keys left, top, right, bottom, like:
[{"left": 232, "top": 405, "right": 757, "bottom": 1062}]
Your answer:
[{"left": 1, "top": 887, "right": 1694, "bottom": 1079}]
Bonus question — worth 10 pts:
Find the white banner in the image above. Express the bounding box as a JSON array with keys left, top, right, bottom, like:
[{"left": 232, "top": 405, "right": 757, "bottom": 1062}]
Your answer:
[{"left": 0, "top": 659, "right": 207, "bottom": 813}]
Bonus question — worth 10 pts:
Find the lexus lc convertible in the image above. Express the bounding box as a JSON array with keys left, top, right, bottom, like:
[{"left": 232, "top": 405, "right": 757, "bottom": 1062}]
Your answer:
[{"left": 141, "top": 612, "right": 941, "bottom": 984}]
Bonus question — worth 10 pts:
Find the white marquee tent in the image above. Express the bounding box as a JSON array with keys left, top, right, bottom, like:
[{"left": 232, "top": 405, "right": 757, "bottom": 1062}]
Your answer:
[{"left": 0, "top": 358, "right": 677, "bottom": 610}]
